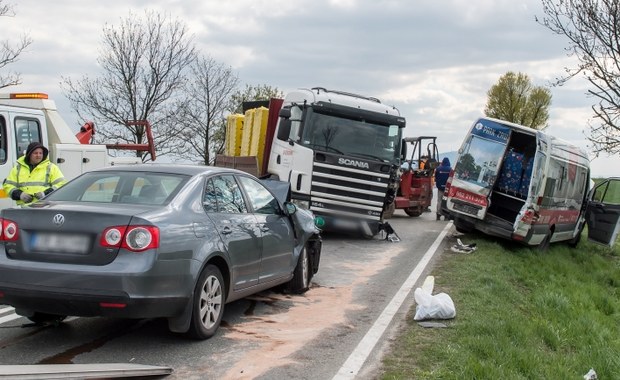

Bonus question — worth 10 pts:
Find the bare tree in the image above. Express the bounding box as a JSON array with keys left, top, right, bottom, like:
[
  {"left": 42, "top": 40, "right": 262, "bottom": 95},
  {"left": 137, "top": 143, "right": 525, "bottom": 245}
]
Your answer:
[
  {"left": 61, "top": 10, "right": 196, "bottom": 161},
  {"left": 0, "top": 1, "right": 32, "bottom": 89},
  {"left": 484, "top": 72, "right": 552, "bottom": 130},
  {"left": 538, "top": 0, "right": 620, "bottom": 154},
  {"left": 173, "top": 56, "right": 239, "bottom": 165}
]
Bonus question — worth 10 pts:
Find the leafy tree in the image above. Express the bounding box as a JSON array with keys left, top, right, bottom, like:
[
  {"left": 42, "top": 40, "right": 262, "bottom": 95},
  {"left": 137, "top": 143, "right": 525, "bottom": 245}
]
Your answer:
[
  {"left": 61, "top": 10, "right": 196, "bottom": 162},
  {"left": 0, "top": 1, "right": 32, "bottom": 89},
  {"left": 455, "top": 153, "right": 477, "bottom": 181},
  {"left": 537, "top": 0, "right": 620, "bottom": 155},
  {"left": 173, "top": 56, "right": 239, "bottom": 165},
  {"left": 228, "top": 84, "right": 284, "bottom": 114},
  {"left": 484, "top": 72, "right": 552, "bottom": 130}
]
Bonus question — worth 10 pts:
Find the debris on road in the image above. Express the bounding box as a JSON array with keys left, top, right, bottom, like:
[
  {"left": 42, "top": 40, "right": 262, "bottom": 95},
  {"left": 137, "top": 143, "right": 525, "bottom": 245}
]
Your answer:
[{"left": 450, "top": 238, "right": 477, "bottom": 254}]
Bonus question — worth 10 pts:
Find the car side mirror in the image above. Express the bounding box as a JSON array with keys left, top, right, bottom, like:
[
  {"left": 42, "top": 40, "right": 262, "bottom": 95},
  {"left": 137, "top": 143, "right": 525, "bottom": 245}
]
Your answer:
[{"left": 285, "top": 202, "right": 297, "bottom": 215}]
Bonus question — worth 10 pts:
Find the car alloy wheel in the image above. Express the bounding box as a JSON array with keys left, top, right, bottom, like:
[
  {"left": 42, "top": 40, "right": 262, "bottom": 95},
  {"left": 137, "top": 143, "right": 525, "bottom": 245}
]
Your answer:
[{"left": 189, "top": 264, "right": 225, "bottom": 340}]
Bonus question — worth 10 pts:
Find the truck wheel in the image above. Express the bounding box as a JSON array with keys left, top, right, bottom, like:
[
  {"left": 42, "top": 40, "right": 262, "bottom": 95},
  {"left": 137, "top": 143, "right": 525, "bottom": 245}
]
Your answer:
[
  {"left": 188, "top": 264, "right": 225, "bottom": 340},
  {"left": 383, "top": 202, "right": 395, "bottom": 219},
  {"left": 404, "top": 207, "right": 421, "bottom": 217}
]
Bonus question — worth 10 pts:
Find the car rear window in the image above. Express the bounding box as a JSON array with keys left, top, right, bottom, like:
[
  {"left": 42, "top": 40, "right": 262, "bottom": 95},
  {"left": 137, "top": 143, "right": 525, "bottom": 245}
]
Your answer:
[{"left": 44, "top": 171, "right": 190, "bottom": 205}]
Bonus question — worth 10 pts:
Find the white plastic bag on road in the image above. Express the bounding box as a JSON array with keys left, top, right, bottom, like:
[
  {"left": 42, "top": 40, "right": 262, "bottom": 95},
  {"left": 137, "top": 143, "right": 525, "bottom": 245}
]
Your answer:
[{"left": 413, "top": 287, "right": 456, "bottom": 321}]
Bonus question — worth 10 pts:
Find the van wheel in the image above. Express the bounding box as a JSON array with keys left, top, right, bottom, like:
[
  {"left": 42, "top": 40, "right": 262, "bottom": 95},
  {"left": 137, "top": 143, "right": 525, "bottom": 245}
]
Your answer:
[
  {"left": 188, "top": 265, "right": 225, "bottom": 340},
  {"left": 538, "top": 230, "right": 552, "bottom": 252},
  {"left": 567, "top": 224, "right": 584, "bottom": 248},
  {"left": 454, "top": 219, "right": 473, "bottom": 233}
]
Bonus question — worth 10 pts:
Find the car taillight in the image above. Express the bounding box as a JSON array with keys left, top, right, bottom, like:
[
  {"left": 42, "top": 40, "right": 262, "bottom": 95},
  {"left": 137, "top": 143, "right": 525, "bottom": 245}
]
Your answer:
[
  {"left": 0, "top": 218, "right": 18, "bottom": 241},
  {"left": 100, "top": 225, "right": 159, "bottom": 252}
]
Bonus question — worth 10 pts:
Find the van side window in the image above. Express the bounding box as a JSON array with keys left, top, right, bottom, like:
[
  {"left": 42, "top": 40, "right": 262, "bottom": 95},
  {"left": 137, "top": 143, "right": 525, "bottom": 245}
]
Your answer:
[
  {"left": 14, "top": 118, "right": 42, "bottom": 157},
  {"left": 594, "top": 180, "right": 620, "bottom": 205},
  {"left": 0, "top": 115, "right": 7, "bottom": 164}
]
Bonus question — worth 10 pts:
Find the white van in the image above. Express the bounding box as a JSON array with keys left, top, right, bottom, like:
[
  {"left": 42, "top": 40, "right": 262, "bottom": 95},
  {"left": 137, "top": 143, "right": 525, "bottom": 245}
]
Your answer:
[{"left": 444, "top": 117, "right": 619, "bottom": 249}]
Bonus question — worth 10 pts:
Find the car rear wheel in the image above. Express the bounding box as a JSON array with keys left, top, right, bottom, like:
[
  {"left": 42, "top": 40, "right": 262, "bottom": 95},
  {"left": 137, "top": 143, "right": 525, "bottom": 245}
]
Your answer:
[
  {"left": 286, "top": 247, "right": 310, "bottom": 294},
  {"left": 27, "top": 313, "right": 66, "bottom": 325},
  {"left": 188, "top": 264, "right": 225, "bottom": 340}
]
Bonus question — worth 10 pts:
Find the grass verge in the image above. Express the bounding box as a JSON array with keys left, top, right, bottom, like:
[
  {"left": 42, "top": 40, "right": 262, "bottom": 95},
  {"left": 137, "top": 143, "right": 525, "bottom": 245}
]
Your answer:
[{"left": 380, "top": 229, "right": 620, "bottom": 379}]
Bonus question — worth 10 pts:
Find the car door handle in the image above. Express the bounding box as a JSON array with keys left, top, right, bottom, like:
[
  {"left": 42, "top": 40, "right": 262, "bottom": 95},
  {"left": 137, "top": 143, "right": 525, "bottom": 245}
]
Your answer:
[{"left": 221, "top": 226, "right": 232, "bottom": 235}]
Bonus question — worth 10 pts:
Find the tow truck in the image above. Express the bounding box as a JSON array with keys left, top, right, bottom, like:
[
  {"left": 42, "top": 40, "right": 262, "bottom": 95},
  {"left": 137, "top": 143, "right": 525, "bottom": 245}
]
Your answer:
[{"left": 0, "top": 92, "right": 155, "bottom": 208}]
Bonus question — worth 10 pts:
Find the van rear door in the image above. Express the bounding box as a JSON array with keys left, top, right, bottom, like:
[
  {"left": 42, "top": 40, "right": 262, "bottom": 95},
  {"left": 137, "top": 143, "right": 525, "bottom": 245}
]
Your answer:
[
  {"left": 585, "top": 178, "right": 620, "bottom": 247},
  {"left": 446, "top": 118, "right": 510, "bottom": 220}
]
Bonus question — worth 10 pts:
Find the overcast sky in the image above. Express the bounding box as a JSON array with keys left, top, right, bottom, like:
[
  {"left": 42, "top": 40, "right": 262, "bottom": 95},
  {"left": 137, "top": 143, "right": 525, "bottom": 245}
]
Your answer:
[{"left": 3, "top": 0, "right": 617, "bottom": 176}]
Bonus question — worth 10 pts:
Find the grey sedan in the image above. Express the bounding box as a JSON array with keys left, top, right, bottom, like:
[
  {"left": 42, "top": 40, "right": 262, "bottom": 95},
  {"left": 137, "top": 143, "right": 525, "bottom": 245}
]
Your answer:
[{"left": 0, "top": 164, "right": 321, "bottom": 339}]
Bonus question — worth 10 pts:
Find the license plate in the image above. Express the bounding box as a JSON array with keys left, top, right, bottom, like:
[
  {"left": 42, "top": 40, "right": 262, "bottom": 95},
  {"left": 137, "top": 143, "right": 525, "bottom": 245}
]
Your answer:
[
  {"left": 31, "top": 233, "right": 91, "bottom": 254},
  {"left": 453, "top": 202, "right": 480, "bottom": 216}
]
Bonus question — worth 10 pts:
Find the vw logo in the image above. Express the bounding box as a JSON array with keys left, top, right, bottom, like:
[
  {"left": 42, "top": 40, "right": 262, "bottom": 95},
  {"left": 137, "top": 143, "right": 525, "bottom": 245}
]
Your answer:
[{"left": 52, "top": 214, "right": 65, "bottom": 227}]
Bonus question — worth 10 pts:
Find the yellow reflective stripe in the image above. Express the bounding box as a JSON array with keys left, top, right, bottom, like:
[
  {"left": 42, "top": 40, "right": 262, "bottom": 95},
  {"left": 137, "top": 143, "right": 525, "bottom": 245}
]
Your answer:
[
  {"left": 4, "top": 180, "right": 18, "bottom": 186},
  {"left": 15, "top": 164, "right": 21, "bottom": 187},
  {"left": 51, "top": 177, "right": 65, "bottom": 185},
  {"left": 19, "top": 181, "right": 47, "bottom": 186}
]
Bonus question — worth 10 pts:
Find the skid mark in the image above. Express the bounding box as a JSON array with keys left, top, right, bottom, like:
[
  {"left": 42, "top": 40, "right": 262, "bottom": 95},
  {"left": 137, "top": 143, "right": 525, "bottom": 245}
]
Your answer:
[{"left": 215, "top": 244, "right": 406, "bottom": 380}]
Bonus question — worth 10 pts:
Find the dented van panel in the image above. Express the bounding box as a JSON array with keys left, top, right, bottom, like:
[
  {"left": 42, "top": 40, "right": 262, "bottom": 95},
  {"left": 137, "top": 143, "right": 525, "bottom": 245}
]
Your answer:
[{"left": 445, "top": 117, "right": 593, "bottom": 248}]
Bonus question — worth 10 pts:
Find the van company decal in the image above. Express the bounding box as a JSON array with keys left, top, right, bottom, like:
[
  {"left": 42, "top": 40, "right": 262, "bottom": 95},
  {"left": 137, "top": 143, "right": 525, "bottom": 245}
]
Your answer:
[
  {"left": 472, "top": 119, "right": 510, "bottom": 143},
  {"left": 448, "top": 186, "right": 488, "bottom": 207},
  {"left": 534, "top": 209, "right": 579, "bottom": 225}
]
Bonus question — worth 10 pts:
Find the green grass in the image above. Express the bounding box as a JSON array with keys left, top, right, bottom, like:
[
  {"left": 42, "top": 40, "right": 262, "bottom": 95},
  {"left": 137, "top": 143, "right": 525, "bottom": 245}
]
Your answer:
[{"left": 380, "top": 231, "right": 620, "bottom": 379}]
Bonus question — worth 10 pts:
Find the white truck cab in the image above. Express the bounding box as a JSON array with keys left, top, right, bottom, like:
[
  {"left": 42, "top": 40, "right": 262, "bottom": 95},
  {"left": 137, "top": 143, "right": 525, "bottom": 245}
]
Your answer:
[{"left": 0, "top": 93, "right": 143, "bottom": 208}]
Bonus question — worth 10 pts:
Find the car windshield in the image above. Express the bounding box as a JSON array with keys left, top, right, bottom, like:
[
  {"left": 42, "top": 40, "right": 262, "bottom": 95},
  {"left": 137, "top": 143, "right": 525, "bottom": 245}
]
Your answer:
[{"left": 44, "top": 171, "right": 191, "bottom": 205}]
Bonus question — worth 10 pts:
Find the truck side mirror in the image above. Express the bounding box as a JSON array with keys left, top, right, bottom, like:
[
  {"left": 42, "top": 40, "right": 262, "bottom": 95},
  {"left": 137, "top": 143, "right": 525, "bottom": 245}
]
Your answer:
[
  {"left": 277, "top": 119, "right": 292, "bottom": 141},
  {"left": 400, "top": 139, "right": 407, "bottom": 160},
  {"left": 279, "top": 108, "right": 291, "bottom": 118}
]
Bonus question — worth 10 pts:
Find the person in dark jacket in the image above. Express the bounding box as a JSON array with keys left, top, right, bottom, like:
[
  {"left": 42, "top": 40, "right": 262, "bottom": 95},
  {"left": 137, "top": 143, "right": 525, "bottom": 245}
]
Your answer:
[{"left": 434, "top": 157, "right": 451, "bottom": 220}]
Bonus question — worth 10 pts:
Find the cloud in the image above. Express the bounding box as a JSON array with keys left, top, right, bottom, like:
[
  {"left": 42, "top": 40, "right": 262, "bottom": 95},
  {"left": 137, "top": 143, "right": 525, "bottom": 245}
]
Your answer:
[{"left": 3, "top": 0, "right": 616, "bottom": 176}]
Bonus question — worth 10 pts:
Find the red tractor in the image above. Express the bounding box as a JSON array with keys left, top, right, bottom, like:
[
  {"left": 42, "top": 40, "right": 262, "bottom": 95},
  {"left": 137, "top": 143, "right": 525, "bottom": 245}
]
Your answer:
[{"left": 384, "top": 136, "right": 439, "bottom": 218}]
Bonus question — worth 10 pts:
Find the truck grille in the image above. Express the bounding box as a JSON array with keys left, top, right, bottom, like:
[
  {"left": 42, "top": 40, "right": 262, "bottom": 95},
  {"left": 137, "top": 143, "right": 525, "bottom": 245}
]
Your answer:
[{"left": 310, "top": 161, "right": 390, "bottom": 221}]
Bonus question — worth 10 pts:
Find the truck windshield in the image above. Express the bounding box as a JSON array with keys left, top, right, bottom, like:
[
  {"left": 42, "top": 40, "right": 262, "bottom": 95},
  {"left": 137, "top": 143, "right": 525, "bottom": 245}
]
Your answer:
[{"left": 299, "top": 108, "right": 402, "bottom": 163}]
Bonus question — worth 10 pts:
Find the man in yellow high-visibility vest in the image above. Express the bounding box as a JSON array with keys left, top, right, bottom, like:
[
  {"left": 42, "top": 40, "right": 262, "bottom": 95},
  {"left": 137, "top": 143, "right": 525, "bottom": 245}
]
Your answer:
[{"left": 3, "top": 142, "right": 66, "bottom": 205}]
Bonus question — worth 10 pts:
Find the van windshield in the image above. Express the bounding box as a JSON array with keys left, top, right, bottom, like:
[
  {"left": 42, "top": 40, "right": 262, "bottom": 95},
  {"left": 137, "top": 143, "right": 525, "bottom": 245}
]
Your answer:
[{"left": 455, "top": 135, "right": 506, "bottom": 189}]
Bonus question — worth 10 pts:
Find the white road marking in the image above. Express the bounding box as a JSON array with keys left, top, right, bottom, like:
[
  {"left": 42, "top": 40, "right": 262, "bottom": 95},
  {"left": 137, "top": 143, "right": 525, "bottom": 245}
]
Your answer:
[
  {"left": 333, "top": 222, "right": 453, "bottom": 380},
  {"left": 0, "top": 306, "right": 15, "bottom": 316},
  {"left": 0, "top": 312, "right": 22, "bottom": 325}
]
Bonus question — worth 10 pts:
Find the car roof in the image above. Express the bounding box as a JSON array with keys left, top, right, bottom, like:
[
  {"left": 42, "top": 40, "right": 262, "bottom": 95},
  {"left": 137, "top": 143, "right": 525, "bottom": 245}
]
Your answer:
[{"left": 88, "top": 163, "right": 250, "bottom": 177}]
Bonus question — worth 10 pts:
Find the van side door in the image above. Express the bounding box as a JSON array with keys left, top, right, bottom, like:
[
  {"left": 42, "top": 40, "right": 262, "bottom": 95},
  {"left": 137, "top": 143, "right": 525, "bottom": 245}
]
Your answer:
[{"left": 585, "top": 178, "right": 620, "bottom": 247}]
